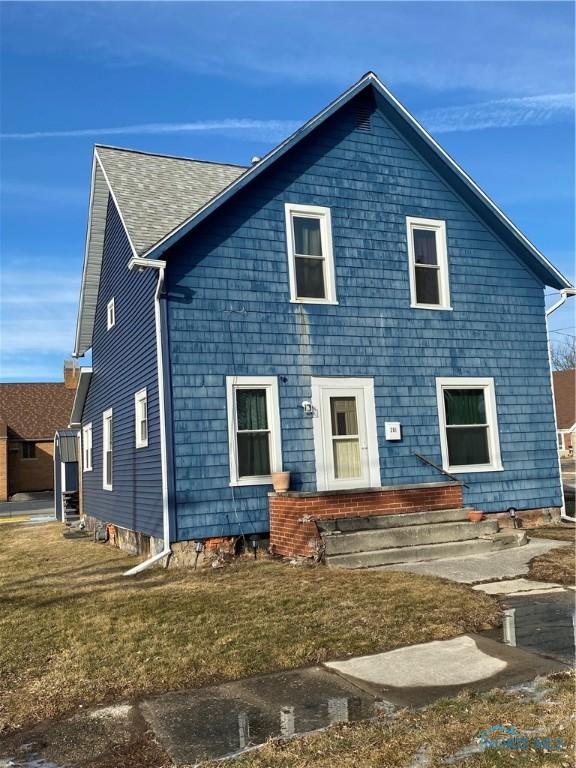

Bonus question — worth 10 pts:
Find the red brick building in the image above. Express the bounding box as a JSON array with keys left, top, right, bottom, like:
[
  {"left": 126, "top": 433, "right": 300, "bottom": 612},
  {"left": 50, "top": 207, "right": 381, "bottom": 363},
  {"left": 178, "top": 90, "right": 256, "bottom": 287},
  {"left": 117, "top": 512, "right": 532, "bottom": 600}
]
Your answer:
[
  {"left": 0, "top": 363, "right": 78, "bottom": 501},
  {"left": 553, "top": 369, "right": 575, "bottom": 457}
]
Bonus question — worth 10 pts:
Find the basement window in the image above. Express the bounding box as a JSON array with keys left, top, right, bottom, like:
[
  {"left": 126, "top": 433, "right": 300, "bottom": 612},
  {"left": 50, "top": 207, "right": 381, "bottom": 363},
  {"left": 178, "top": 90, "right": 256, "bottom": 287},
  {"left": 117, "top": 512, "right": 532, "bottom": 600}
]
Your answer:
[
  {"left": 226, "top": 376, "right": 282, "bottom": 486},
  {"left": 436, "top": 378, "right": 502, "bottom": 473},
  {"left": 406, "top": 217, "right": 451, "bottom": 309},
  {"left": 285, "top": 203, "right": 337, "bottom": 304}
]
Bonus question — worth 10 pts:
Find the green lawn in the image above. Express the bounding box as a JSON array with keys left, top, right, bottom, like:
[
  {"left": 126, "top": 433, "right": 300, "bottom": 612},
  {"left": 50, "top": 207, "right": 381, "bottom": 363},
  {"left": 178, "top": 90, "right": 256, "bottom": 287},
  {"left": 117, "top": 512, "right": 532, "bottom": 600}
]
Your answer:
[{"left": 0, "top": 523, "right": 500, "bottom": 733}]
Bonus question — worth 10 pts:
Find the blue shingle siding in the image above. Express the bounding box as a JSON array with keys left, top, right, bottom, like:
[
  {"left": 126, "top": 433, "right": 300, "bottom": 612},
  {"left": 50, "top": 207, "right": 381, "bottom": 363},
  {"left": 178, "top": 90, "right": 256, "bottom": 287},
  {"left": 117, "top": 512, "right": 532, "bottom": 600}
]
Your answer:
[
  {"left": 81, "top": 198, "right": 163, "bottom": 538},
  {"left": 165, "top": 96, "right": 561, "bottom": 540}
]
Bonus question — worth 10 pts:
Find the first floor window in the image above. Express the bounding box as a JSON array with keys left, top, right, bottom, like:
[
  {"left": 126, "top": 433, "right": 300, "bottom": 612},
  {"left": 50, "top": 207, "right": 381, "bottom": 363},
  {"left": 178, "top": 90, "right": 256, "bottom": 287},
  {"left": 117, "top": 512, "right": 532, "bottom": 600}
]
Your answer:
[
  {"left": 82, "top": 423, "right": 93, "bottom": 471},
  {"left": 285, "top": 203, "right": 336, "bottom": 303},
  {"left": 557, "top": 432, "right": 565, "bottom": 450},
  {"left": 407, "top": 217, "right": 451, "bottom": 309},
  {"left": 436, "top": 378, "right": 502, "bottom": 472},
  {"left": 227, "top": 376, "right": 282, "bottom": 485},
  {"left": 135, "top": 388, "right": 148, "bottom": 448},
  {"left": 103, "top": 408, "right": 113, "bottom": 490},
  {"left": 22, "top": 442, "right": 36, "bottom": 459}
]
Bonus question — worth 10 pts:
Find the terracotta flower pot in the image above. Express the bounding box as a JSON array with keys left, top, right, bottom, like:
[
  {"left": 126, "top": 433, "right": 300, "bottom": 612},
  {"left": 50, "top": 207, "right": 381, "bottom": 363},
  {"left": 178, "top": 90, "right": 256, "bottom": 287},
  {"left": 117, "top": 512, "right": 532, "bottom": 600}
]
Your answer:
[
  {"left": 271, "top": 471, "right": 290, "bottom": 493},
  {"left": 468, "top": 510, "right": 485, "bottom": 523}
]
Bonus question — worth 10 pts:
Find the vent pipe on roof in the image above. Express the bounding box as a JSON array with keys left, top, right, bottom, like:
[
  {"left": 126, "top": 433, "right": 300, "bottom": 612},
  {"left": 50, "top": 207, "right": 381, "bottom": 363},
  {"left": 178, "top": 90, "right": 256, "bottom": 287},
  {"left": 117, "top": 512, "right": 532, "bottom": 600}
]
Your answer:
[{"left": 251, "top": 156, "right": 261, "bottom": 165}]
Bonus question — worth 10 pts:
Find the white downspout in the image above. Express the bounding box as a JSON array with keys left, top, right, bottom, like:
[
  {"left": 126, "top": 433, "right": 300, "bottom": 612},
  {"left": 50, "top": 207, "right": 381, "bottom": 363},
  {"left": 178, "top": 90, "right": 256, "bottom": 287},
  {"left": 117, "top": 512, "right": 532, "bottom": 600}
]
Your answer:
[
  {"left": 545, "top": 287, "right": 576, "bottom": 523},
  {"left": 124, "top": 258, "right": 171, "bottom": 575}
]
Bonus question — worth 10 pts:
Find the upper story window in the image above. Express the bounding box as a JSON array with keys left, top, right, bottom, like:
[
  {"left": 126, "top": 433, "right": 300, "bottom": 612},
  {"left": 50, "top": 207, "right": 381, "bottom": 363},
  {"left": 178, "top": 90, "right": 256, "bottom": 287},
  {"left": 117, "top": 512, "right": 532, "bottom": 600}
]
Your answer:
[
  {"left": 285, "top": 203, "right": 337, "bottom": 304},
  {"left": 135, "top": 388, "right": 148, "bottom": 448},
  {"left": 226, "top": 376, "right": 282, "bottom": 486},
  {"left": 22, "top": 442, "right": 36, "bottom": 460},
  {"left": 436, "top": 377, "right": 502, "bottom": 473},
  {"left": 106, "top": 298, "right": 116, "bottom": 330},
  {"left": 82, "top": 423, "right": 93, "bottom": 471},
  {"left": 406, "top": 217, "right": 451, "bottom": 309},
  {"left": 102, "top": 408, "right": 113, "bottom": 490}
]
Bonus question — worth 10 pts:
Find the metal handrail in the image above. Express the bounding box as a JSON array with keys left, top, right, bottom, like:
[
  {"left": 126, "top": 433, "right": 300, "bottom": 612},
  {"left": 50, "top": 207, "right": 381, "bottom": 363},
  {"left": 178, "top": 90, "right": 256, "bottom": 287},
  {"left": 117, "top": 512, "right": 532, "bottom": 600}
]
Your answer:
[{"left": 415, "top": 453, "right": 469, "bottom": 487}]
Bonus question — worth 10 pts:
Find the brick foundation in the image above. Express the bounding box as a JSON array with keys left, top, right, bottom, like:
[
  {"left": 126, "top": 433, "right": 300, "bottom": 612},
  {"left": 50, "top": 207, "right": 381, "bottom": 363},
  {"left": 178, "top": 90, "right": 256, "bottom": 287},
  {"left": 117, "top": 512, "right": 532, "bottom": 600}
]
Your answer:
[{"left": 269, "top": 481, "right": 464, "bottom": 558}]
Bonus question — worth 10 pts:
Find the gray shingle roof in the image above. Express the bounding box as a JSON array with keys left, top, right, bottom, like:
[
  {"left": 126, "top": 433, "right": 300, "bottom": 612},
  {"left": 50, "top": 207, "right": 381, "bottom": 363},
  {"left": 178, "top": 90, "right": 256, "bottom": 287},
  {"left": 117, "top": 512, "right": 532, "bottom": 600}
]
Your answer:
[{"left": 96, "top": 146, "right": 247, "bottom": 256}]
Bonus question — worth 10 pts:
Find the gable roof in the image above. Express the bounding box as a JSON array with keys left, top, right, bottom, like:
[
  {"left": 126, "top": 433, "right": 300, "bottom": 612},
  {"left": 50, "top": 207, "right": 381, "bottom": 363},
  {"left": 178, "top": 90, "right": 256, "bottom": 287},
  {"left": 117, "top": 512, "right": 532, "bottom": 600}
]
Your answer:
[
  {"left": 0, "top": 383, "right": 76, "bottom": 440},
  {"left": 74, "top": 71, "right": 572, "bottom": 357},
  {"left": 96, "top": 147, "right": 246, "bottom": 256},
  {"left": 553, "top": 369, "right": 576, "bottom": 430}
]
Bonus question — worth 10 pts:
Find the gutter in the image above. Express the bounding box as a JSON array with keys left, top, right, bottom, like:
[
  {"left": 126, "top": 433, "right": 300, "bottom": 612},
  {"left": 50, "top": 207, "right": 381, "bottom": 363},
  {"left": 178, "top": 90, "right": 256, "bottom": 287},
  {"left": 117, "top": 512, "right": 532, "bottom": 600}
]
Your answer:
[
  {"left": 123, "top": 257, "right": 171, "bottom": 575},
  {"left": 544, "top": 288, "right": 576, "bottom": 522}
]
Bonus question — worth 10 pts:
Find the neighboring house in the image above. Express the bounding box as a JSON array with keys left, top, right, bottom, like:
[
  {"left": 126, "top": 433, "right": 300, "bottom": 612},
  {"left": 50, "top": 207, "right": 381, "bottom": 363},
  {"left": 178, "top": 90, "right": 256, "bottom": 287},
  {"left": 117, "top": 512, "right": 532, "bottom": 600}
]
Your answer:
[
  {"left": 553, "top": 369, "right": 575, "bottom": 456},
  {"left": 71, "top": 73, "right": 572, "bottom": 562},
  {"left": 0, "top": 362, "right": 78, "bottom": 501}
]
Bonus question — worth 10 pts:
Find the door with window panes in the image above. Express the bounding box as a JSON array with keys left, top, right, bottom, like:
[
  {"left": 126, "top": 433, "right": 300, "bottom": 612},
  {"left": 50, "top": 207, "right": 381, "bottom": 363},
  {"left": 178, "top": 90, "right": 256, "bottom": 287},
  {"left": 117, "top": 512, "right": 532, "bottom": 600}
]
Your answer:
[{"left": 313, "top": 380, "right": 379, "bottom": 491}]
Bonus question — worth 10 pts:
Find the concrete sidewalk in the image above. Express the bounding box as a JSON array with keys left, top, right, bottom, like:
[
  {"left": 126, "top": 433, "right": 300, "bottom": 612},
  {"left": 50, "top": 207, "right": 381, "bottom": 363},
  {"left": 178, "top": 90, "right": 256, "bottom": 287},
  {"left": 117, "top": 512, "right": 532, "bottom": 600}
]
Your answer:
[
  {"left": 378, "top": 537, "right": 568, "bottom": 583},
  {"left": 2, "top": 630, "right": 568, "bottom": 767}
]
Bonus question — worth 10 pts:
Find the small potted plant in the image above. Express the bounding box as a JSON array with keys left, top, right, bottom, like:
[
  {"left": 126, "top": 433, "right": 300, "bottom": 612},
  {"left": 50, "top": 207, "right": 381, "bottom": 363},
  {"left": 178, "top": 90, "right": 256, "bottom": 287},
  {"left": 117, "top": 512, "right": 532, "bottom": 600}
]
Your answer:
[
  {"left": 468, "top": 510, "right": 485, "bottom": 523},
  {"left": 271, "top": 470, "right": 291, "bottom": 493}
]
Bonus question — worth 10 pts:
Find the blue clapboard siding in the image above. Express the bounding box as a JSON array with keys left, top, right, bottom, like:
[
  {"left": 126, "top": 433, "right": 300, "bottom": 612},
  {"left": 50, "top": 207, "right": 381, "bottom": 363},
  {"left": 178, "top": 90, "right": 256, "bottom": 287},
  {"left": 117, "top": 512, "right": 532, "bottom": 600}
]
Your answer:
[
  {"left": 82, "top": 198, "right": 163, "bottom": 538},
  {"left": 165, "top": 93, "right": 562, "bottom": 541}
]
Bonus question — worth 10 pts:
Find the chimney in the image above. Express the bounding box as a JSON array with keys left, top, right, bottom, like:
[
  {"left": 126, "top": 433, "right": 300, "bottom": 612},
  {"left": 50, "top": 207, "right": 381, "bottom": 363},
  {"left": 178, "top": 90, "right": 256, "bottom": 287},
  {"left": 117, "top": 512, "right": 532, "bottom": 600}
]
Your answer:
[{"left": 64, "top": 359, "right": 79, "bottom": 390}]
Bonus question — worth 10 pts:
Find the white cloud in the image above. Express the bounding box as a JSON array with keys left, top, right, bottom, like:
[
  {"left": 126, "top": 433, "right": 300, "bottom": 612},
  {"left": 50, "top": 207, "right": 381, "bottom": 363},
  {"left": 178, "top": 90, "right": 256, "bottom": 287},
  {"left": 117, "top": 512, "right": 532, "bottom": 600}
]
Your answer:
[
  {"left": 420, "top": 93, "right": 575, "bottom": 134},
  {"left": 0, "top": 272, "right": 78, "bottom": 363},
  {"left": 1, "top": 119, "right": 301, "bottom": 141}
]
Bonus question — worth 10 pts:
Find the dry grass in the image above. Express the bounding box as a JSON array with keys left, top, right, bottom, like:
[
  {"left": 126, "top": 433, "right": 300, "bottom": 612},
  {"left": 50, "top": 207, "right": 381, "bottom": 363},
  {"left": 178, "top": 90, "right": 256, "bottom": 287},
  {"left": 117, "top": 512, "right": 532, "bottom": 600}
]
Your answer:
[
  {"left": 529, "top": 546, "right": 575, "bottom": 586},
  {"left": 223, "top": 672, "right": 575, "bottom": 768},
  {"left": 530, "top": 526, "right": 576, "bottom": 543},
  {"left": 528, "top": 525, "right": 575, "bottom": 585},
  {"left": 0, "top": 524, "right": 500, "bottom": 733}
]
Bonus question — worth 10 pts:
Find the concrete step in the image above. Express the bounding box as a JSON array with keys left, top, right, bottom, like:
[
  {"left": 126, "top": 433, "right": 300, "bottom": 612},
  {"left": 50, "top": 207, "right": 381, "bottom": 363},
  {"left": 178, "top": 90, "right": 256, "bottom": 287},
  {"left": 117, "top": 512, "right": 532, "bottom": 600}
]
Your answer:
[
  {"left": 326, "top": 537, "right": 499, "bottom": 569},
  {"left": 318, "top": 507, "right": 475, "bottom": 533},
  {"left": 323, "top": 519, "right": 498, "bottom": 556}
]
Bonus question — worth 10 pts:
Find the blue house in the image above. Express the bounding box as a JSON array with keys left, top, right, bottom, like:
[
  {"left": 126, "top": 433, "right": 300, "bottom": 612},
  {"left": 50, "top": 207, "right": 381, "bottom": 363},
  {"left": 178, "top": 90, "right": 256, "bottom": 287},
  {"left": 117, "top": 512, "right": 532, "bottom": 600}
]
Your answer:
[{"left": 70, "top": 73, "right": 572, "bottom": 569}]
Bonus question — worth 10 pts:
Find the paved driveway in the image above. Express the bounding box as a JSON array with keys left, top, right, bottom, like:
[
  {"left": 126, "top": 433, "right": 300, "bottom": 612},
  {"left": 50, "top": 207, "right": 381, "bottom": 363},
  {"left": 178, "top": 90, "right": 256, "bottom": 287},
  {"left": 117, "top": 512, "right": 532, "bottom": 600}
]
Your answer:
[{"left": 0, "top": 498, "right": 55, "bottom": 524}]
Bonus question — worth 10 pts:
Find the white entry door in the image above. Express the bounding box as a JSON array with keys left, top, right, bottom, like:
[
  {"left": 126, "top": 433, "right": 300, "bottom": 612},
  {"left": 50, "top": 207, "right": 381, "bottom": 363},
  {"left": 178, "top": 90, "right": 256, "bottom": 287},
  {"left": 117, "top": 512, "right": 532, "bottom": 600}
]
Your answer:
[{"left": 311, "top": 377, "right": 381, "bottom": 491}]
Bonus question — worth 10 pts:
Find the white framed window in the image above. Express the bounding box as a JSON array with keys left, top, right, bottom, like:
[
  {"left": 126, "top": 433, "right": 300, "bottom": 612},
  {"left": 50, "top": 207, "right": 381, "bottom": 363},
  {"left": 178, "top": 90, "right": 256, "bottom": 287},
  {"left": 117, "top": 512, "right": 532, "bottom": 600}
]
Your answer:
[
  {"left": 557, "top": 432, "right": 564, "bottom": 450},
  {"left": 285, "top": 203, "right": 337, "bottom": 304},
  {"left": 82, "top": 423, "right": 93, "bottom": 471},
  {"left": 102, "top": 408, "right": 113, "bottom": 490},
  {"left": 106, "top": 298, "right": 115, "bottom": 330},
  {"left": 436, "top": 377, "right": 502, "bottom": 473},
  {"left": 135, "top": 388, "right": 148, "bottom": 448},
  {"left": 226, "top": 376, "right": 282, "bottom": 486},
  {"left": 406, "top": 217, "right": 451, "bottom": 309}
]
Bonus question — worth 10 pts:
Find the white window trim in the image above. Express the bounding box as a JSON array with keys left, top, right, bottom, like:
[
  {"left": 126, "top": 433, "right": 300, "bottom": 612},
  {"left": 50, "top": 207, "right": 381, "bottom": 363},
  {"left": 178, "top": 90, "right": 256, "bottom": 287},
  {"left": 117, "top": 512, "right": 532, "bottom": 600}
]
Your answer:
[
  {"left": 106, "top": 298, "right": 115, "bottom": 330},
  {"left": 226, "top": 376, "right": 282, "bottom": 487},
  {"left": 436, "top": 377, "right": 503, "bottom": 474},
  {"left": 134, "top": 388, "right": 148, "bottom": 449},
  {"left": 102, "top": 408, "right": 113, "bottom": 490},
  {"left": 406, "top": 216, "right": 451, "bottom": 310},
  {"left": 311, "top": 377, "right": 381, "bottom": 492},
  {"left": 82, "top": 423, "right": 93, "bottom": 472},
  {"left": 284, "top": 203, "right": 337, "bottom": 305}
]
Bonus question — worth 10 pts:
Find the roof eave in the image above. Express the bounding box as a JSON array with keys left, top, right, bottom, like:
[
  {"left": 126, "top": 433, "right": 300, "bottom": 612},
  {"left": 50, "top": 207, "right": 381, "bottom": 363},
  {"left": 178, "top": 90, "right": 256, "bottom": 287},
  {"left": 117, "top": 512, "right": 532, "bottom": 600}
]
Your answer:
[{"left": 69, "top": 368, "right": 93, "bottom": 426}]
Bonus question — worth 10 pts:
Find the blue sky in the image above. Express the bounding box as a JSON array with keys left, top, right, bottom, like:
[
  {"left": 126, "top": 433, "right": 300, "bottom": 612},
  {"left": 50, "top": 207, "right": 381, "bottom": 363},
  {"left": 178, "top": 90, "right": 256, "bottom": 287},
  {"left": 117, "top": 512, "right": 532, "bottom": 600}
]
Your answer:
[{"left": 0, "top": 1, "right": 574, "bottom": 381}]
